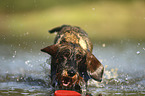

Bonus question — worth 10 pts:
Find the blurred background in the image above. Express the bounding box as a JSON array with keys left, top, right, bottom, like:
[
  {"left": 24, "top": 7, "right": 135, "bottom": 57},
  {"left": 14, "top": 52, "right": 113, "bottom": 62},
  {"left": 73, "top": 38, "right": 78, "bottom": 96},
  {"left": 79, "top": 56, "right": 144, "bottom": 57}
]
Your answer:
[
  {"left": 0, "top": 0, "right": 145, "bottom": 96},
  {"left": 0, "top": 0, "right": 145, "bottom": 45}
]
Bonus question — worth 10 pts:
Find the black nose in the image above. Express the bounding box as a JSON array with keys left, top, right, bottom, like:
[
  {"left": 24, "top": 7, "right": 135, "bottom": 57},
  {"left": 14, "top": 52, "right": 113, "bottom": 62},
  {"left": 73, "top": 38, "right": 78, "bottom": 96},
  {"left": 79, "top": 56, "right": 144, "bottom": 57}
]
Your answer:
[{"left": 67, "top": 70, "right": 76, "bottom": 77}]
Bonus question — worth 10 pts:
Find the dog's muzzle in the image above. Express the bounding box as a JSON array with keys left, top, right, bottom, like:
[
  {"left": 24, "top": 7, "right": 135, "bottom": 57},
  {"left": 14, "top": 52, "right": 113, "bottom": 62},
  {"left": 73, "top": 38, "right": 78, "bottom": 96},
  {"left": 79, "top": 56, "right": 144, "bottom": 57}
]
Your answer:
[{"left": 57, "top": 69, "right": 79, "bottom": 88}]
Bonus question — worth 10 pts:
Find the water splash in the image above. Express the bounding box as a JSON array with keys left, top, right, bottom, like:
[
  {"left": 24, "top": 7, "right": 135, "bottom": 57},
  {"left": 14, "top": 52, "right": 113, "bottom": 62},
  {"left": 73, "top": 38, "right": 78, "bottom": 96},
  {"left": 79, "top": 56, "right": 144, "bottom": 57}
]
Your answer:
[
  {"left": 12, "top": 51, "right": 17, "bottom": 58},
  {"left": 40, "top": 59, "right": 51, "bottom": 75},
  {"left": 39, "top": 59, "right": 51, "bottom": 84},
  {"left": 136, "top": 51, "right": 140, "bottom": 55},
  {"left": 25, "top": 60, "right": 33, "bottom": 67},
  {"left": 87, "top": 65, "right": 118, "bottom": 88},
  {"left": 104, "top": 65, "right": 118, "bottom": 79}
]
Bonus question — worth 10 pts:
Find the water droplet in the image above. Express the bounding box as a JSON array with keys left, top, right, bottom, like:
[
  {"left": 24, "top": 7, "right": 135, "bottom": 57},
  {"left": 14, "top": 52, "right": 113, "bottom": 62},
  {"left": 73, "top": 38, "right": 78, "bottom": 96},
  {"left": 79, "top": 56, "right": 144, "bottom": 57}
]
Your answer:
[
  {"left": 12, "top": 51, "right": 17, "bottom": 58},
  {"left": 25, "top": 60, "right": 33, "bottom": 67},
  {"left": 25, "top": 60, "right": 30, "bottom": 64},
  {"left": 17, "top": 78, "right": 19, "bottom": 81},
  {"left": 136, "top": 51, "right": 140, "bottom": 55},
  {"left": 92, "top": 8, "right": 95, "bottom": 11},
  {"left": 111, "top": 69, "right": 114, "bottom": 72},
  {"left": 138, "top": 84, "right": 141, "bottom": 88},
  {"left": 137, "top": 43, "right": 140, "bottom": 47},
  {"left": 102, "top": 43, "right": 106, "bottom": 47},
  {"left": 105, "top": 65, "right": 108, "bottom": 68},
  {"left": 125, "top": 77, "right": 128, "bottom": 80}
]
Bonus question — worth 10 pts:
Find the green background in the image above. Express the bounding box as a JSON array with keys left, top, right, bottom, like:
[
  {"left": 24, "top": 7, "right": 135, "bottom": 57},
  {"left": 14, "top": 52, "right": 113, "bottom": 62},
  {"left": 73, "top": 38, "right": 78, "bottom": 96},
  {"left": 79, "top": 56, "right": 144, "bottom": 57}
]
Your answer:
[{"left": 0, "top": 0, "right": 145, "bottom": 44}]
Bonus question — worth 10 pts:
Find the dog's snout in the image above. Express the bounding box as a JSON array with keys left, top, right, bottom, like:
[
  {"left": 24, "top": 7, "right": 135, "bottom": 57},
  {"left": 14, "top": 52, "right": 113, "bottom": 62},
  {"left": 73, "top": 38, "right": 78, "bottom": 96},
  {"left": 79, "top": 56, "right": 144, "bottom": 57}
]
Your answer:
[{"left": 67, "top": 70, "right": 76, "bottom": 77}]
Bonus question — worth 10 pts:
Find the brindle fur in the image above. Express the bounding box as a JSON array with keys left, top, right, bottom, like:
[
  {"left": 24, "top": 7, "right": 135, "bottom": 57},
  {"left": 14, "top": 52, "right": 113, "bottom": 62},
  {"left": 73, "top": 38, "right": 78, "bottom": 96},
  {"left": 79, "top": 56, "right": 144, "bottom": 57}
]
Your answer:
[
  {"left": 50, "top": 25, "right": 93, "bottom": 53},
  {"left": 41, "top": 25, "right": 104, "bottom": 90}
]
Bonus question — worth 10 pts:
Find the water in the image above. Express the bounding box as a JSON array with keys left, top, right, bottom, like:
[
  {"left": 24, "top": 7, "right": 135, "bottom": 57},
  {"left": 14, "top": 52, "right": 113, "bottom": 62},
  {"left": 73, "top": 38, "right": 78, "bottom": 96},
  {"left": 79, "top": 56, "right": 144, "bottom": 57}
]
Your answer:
[{"left": 0, "top": 40, "right": 145, "bottom": 96}]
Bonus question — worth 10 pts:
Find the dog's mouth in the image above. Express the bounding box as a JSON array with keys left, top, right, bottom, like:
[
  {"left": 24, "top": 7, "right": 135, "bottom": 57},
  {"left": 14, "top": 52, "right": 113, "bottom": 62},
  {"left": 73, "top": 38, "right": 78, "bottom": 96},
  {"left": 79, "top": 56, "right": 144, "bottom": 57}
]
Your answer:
[
  {"left": 57, "top": 73, "right": 79, "bottom": 88},
  {"left": 61, "top": 77, "right": 71, "bottom": 87}
]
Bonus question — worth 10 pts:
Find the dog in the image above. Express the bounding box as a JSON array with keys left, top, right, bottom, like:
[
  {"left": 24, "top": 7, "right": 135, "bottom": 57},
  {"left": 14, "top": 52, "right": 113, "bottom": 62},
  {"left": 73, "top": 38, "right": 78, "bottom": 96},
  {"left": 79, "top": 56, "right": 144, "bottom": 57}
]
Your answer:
[{"left": 41, "top": 25, "right": 104, "bottom": 90}]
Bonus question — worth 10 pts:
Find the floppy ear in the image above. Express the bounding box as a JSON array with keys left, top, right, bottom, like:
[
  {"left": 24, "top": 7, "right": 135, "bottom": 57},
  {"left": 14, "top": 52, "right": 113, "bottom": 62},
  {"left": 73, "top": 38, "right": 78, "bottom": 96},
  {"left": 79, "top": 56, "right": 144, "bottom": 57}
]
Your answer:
[
  {"left": 41, "top": 44, "right": 58, "bottom": 57},
  {"left": 86, "top": 52, "right": 104, "bottom": 82}
]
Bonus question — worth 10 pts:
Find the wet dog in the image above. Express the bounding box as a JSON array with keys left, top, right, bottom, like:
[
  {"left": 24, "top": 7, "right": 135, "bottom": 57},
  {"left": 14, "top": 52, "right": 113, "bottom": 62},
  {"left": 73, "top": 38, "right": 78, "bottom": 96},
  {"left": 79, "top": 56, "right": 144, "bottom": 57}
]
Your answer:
[{"left": 41, "top": 25, "right": 104, "bottom": 90}]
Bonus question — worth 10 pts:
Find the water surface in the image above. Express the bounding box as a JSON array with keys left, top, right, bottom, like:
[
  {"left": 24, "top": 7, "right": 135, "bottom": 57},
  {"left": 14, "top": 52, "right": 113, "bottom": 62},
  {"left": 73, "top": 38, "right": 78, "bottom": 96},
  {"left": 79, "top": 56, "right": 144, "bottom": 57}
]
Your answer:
[{"left": 0, "top": 40, "right": 145, "bottom": 96}]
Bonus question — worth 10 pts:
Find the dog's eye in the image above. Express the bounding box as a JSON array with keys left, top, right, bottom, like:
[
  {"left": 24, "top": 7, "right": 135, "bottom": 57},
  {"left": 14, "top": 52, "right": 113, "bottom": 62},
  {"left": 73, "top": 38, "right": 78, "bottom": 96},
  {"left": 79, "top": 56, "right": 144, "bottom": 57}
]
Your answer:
[
  {"left": 64, "top": 52, "right": 70, "bottom": 57},
  {"left": 76, "top": 54, "right": 82, "bottom": 60}
]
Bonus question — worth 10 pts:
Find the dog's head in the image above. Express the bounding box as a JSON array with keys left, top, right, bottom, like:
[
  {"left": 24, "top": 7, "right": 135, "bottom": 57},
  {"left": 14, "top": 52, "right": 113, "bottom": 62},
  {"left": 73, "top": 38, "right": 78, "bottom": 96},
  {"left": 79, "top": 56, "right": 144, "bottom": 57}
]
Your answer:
[{"left": 41, "top": 44, "right": 104, "bottom": 89}]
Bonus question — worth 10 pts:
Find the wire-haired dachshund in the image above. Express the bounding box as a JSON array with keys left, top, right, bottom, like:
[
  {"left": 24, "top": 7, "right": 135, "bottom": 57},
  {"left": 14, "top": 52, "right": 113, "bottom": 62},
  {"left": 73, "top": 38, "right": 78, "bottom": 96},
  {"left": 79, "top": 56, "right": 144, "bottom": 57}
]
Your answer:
[{"left": 41, "top": 25, "right": 104, "bottom": 90}]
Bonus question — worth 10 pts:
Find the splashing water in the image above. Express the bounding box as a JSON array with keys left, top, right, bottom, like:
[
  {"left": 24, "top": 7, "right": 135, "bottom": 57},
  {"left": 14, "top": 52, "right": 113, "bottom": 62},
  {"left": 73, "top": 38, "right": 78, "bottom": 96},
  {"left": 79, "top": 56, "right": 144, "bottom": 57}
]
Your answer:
[
  {"left": 0, "top": 40, "right": 145, "bottom": 96},
  {"left": 87, "top": 65, "right": 118, "bottom": 88}
]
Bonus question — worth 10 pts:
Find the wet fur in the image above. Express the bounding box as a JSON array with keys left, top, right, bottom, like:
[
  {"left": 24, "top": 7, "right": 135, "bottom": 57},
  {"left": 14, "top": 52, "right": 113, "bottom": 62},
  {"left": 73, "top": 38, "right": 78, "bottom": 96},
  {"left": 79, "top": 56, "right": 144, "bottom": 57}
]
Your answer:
[{"left": 41, "top": 25, "right": 104, "bottom": 90}]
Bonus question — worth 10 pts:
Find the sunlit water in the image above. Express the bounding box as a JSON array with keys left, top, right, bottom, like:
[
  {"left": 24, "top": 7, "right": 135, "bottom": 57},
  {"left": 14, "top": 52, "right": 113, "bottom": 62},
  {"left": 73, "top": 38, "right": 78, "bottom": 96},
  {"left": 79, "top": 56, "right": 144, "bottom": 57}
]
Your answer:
[{"left": 0, "top": 40, "right": 145, "bottom": 96}]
